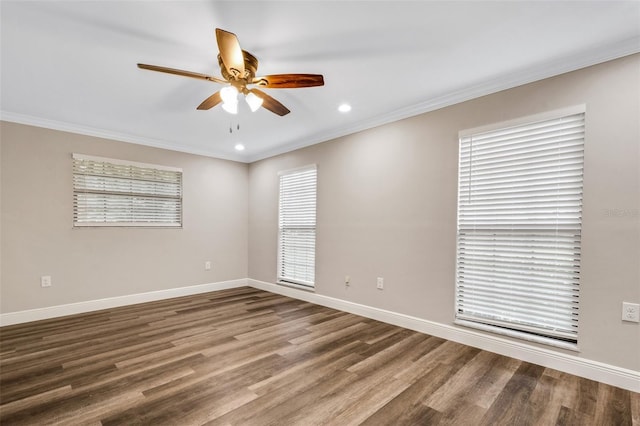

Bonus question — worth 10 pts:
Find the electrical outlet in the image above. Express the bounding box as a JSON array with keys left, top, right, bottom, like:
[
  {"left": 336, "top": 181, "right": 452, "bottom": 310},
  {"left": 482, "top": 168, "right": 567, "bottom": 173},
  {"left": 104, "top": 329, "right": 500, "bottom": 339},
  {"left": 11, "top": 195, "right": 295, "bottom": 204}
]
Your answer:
[
  {"left": 345, "top": 275, "right": 350, "bottom": 286},
  {"left": 622, "top": 302, "right": 640, "bottom": 323},
  {"left": 205, "top": 261, "right": 211, "bottom": 271},
  {"left": 41, "top": 275, "right": 52, "bottom": 288},
  {"left": 377, "top": 277, "right": 384, "bottom": 290}
]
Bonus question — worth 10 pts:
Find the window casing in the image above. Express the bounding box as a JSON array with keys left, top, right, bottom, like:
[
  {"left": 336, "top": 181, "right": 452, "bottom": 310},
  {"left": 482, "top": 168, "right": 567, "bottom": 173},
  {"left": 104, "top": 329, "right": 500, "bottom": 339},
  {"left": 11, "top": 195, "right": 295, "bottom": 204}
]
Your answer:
[
  {"left": 73, "top": 154, "right": 182, "bottom": 227},
  {"left": 455, "top": 107, "right": 585, "bottom": 350},
  {"left": 277, "top": 165, "right": 317, "bottom": 288}
]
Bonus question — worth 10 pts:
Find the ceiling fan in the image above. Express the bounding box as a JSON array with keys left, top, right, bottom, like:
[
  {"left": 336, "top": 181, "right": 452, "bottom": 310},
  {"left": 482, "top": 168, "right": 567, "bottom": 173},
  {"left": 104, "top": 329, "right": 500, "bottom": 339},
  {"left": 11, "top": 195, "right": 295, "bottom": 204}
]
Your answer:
[{"left": 138, "top": 28, "right": 324, "bottom": 116}]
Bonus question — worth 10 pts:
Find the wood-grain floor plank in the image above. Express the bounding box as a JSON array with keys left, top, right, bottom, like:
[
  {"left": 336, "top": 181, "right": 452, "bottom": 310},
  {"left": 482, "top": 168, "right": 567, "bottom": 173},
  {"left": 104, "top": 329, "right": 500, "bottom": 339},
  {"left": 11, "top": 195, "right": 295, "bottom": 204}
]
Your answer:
[
  {"left": 1, "top": 287, "right": 637, "bottom": 425},
  {"left": 204, "top": 365, "right": 360, "bottom": 426},
  {"left": 359, "top": 362, "right": 454, "bottom": 425},
  {"left": 479, "top": 362, "right": 545, "bottom": 425}
]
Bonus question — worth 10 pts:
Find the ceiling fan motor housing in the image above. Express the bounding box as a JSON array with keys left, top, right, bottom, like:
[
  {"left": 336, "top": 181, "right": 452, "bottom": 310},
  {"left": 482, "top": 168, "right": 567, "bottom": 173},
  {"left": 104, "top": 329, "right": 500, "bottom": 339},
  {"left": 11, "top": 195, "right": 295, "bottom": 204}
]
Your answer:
[{"left": 218, "top": 50, "right": 258, "bottom": 85}]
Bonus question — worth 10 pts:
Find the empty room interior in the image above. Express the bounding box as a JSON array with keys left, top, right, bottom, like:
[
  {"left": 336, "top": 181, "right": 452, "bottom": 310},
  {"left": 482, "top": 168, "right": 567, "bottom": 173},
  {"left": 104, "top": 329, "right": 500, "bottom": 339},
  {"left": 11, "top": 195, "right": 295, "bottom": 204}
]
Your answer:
[{"left": 1, "top": 1, "right": 639, "bottom": 425}]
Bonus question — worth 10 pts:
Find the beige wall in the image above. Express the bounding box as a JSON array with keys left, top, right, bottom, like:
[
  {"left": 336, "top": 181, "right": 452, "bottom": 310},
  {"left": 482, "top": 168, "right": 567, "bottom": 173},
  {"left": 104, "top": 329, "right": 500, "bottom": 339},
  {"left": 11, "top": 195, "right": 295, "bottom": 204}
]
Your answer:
[
  {"left": 1, "top": 123, "right": 248, "bottom": 312},
  {"left": 1, "top": 54, "right": 638, "bottom": 372},
  {"left": 248, "top": 54, "right": 640, "bottom": 371}
]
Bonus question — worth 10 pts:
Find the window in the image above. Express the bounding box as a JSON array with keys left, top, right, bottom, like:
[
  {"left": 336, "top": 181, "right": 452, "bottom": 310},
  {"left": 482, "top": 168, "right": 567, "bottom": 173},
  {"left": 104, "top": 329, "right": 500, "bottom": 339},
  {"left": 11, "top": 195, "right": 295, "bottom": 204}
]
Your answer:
[
  {"left": 278, "top": 165, "right": 317, "bottom": 288},
  {"left": 72, "top": 154, "right": 182, "bottom": 227},
  {"left": 455, "top": 107, "right": 585, "bottom": 349}
]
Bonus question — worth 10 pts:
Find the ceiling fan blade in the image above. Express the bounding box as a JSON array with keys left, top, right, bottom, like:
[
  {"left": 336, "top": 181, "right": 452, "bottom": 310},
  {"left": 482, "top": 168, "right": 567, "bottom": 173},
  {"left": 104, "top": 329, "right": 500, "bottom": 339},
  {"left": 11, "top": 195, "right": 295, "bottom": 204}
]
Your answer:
[
  {"left": 249, "top": 89, "right": 290, "bottom": 116},
  {"left": 216, "top": 28, "right": 245, "bottom": 79},
  {"left": 196, "top": 91, "right": 223, "bottom": 110},
  {"left": 252, "top": 74, "right": 324, "bottom": 89},
  {"left": 137, "top": 64, "right": 226, "bottom": 84}
]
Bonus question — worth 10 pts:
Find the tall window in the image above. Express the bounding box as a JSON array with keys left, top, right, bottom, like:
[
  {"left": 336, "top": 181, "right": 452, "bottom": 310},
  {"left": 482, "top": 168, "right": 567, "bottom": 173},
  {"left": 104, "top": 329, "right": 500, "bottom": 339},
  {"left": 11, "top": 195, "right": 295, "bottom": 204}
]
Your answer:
[
  {"left": 73, "top": 154, "right": 182, "bottom": 227},
  {"left": 278, "top": 165, "right": 317, "bottom": 288},
  {"left": 455, "top": 108, "right": 585, "bottom": 349}
]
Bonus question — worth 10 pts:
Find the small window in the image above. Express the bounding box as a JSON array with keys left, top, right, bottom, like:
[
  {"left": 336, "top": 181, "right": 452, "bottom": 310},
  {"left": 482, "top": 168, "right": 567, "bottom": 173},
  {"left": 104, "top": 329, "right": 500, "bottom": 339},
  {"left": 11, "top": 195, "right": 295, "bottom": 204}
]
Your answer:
[
  {"left": 278, "top": 165, "right": 317, "bottom": 288},
  {"left": 455, "top": 107, "right": 585, "bottom": 350},
  {"left": 72, "top": 154, "right": 182, "bottom": 227}
]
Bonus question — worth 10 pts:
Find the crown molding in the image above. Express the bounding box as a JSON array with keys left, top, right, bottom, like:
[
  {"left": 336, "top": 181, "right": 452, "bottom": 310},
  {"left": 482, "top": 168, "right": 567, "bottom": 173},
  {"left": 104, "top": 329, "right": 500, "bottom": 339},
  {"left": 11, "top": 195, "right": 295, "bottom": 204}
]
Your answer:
[
  {"left": 3, "top": 37, "right": 638, "bottom": 164},
  {"left": 245, "top": 37, "right": 640, "bottom": 163},
  {"left": 0, "top": 111, "right": 246, "bottom": 163}
]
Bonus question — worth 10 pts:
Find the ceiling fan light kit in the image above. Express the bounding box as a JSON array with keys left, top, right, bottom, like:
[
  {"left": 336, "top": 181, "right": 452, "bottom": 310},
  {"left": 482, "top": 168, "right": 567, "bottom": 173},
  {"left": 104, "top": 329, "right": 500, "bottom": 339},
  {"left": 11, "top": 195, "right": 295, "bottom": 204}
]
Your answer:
[
  {"left": 245, "top": 92, "right": 264, "bottom": 112},
  {"left": 137, "top": 28, "right": 324, "bottom": 117},
  {"left": 220, "top": 86, "right": 238, "bottom": 104},
  {"left": 221, "top": 101, "right": 238, "bottom": 115},
  {"left": 220, "top": 85, "right": 239, "bottom": 114}
]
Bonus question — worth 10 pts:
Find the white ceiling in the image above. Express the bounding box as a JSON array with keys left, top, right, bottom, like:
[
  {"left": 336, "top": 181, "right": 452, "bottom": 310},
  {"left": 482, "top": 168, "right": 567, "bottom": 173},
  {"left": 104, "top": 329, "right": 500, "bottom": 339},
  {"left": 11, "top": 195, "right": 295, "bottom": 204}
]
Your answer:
[{"left": 1, "top": 1, "right": 639, "bottom": 163}]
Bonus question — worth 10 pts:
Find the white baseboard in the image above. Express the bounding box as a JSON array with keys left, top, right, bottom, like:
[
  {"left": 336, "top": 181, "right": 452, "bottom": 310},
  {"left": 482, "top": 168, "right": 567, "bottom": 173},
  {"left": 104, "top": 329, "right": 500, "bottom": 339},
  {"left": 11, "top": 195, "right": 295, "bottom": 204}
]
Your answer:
[
  {"left": 2, "top": 278, "right": 637, "bottom": 392},
  {"left": 247, "top": 279, "right": 640, "bottom": 393},
  {"left": 0, "top": 279, "right": 248, "bottom": 327}
]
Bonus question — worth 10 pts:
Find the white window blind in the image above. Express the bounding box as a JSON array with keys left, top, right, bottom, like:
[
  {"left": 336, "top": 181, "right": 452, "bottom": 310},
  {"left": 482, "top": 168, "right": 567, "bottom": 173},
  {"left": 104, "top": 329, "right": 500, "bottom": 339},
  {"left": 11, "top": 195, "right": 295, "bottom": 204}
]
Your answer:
[
  {"left": 455, "top": 110, "right": 584, "bottom": 349},
  {"left": 73, "top": 154, "right": 182, "bottom": 227},
  {"left": 278, "top": 165, "right": 317, "bottom": 288}
]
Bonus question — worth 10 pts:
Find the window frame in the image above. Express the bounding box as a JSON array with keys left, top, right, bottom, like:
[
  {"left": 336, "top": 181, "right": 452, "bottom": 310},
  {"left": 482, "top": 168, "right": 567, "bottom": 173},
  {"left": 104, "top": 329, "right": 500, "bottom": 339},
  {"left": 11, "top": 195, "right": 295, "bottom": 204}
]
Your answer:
[
  {"left": 72, "top": 153, "right": 183, "bottom": 228},
  {"left": 277, "top": 164, "right": 318, "bottom": 289},
  {"left": 454, "top": 105, "right": 586, "bottom": 351}
]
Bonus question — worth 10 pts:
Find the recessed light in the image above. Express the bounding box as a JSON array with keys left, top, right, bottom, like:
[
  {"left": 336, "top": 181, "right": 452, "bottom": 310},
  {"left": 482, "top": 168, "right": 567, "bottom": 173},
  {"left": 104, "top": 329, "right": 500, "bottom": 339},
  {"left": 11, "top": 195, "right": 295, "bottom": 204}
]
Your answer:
[
  {"left": 234, "top": 143, "right": 245, "bottom": 151},
  {"left": 338, "top": 103, "right": 352, "bottom": 113}
]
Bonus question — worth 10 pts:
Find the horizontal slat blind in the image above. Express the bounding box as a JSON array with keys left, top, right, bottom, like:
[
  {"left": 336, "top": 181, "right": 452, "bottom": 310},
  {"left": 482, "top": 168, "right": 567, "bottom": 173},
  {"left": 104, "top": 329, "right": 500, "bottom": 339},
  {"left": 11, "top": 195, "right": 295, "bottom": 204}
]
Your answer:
[
  {"left": 278, "top": 165, "right": 317, "bottom": 287},
  {"left": 456, "top": 112, "right": 584, "bottom": 346},
  {"left": 73, "top": 154, "right": 182, "bottom": 227}
]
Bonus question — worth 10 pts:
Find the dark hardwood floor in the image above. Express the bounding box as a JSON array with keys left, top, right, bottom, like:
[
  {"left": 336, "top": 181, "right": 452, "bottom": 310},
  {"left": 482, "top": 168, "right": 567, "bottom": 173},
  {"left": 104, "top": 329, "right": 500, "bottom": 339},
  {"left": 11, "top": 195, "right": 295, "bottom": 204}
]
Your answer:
[{"left": 1, "top": 287, "right": 638, "bottom": 425}]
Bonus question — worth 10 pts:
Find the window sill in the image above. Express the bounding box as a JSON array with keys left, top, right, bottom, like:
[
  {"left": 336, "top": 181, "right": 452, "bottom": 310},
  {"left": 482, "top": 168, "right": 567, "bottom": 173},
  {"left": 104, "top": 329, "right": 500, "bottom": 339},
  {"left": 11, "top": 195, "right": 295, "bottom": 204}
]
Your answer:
[
  {"left": 277, "top": 281, "right": 316, "bottom": 293},
  {"left": 454, "top": 319, "right": 580, "bottom": 352}
]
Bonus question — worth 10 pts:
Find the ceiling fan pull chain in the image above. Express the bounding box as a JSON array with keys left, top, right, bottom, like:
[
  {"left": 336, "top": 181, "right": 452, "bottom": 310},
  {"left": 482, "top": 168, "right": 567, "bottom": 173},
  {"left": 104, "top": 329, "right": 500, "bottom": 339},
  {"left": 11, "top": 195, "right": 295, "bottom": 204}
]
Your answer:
[{"left": 229, "top": 120, "right": 241, "bottom": 134}]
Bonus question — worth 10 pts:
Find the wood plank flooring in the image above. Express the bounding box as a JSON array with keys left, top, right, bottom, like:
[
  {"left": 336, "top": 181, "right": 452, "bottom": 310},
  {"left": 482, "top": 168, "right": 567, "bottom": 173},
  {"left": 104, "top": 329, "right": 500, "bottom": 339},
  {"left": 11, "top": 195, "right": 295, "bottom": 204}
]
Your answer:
[{"left": 1, "top": 287, "right": 638, "bottom": 425}]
